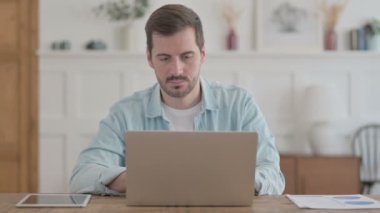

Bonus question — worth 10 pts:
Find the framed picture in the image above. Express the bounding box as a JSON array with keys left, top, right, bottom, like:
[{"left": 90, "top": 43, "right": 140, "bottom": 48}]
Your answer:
[{"left": 255, "top": 0, "right": 323, "bottom": 52}]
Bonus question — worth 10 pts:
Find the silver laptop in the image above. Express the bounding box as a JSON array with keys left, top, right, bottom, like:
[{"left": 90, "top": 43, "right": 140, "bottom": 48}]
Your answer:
[{"left": 125, "top": 131, "right": 258, "bottom": 206}]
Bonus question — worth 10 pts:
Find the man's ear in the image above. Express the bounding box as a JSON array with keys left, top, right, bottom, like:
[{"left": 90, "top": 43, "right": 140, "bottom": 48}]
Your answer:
[
  {"left": 200, "top": 46, "right": 206, "bottom": 64},
  {"left": 146, "top": 48, "right": 154, "bottom": 68},
  {"left": 201, "top": 46, "right": 206, "bottom": 64}
]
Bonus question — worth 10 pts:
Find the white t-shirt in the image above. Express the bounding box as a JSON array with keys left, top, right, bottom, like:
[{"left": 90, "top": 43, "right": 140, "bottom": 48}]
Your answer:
[{"left": 163, "top": 102, "right": 202, "bottom": 131}]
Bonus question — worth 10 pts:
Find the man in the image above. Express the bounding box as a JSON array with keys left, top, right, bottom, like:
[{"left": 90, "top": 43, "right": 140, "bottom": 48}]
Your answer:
[{"left": 70, "top": 4, "right": 285, "bottom": 195}]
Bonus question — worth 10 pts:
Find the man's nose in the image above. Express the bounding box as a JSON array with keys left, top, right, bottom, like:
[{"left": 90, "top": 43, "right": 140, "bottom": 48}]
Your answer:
[{"left": 170, "top": 57, "right": 184, "bottom": 75}]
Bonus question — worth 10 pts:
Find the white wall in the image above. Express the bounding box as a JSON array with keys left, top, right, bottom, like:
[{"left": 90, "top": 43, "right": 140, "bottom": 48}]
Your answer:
[
  {"left": 40, "top": 0, "right": 380, "bottom": 52},
  {"left": 39, "top": 51, "right": 380, "bottom": 193}
]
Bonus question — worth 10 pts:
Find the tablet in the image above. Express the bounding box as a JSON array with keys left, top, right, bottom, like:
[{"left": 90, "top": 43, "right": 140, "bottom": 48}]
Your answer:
[{"left": 16, "top": 194, "right": 91, "bottom": 208}]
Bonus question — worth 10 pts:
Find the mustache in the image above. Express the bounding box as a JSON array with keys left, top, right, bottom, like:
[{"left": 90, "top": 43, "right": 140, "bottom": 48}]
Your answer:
[{"left": 166, "top": 75, "right": 189, "bottom": 82}]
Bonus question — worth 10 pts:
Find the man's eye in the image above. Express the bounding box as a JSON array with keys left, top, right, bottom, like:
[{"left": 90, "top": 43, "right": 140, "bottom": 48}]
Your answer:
[
  {"left": 159, "top": 57, "right": 169, "bottom": 62},
  {"left": 183, "top": 54, "right": 193, "bottom": 60}
]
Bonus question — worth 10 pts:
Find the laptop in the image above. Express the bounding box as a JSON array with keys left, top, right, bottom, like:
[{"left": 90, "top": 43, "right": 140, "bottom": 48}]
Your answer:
[{"left": 125, "top": 131, "right": 258, "bottom": 206}]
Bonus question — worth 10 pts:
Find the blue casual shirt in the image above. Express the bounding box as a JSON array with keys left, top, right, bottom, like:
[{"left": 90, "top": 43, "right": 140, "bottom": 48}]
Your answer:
[{"left": 70, "top": 78, "right": 285, "bottom": 195}]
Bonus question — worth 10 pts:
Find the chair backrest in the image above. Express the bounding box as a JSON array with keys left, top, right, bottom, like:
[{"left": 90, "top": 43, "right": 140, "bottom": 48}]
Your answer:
[{"left": 352, "top": 124, "right": 380, "bottom": 182}]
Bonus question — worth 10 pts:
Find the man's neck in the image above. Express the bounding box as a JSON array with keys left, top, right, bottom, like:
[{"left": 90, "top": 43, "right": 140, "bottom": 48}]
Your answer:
[{"left": 161, "top": 83, "right": 202, "bottom": 110}]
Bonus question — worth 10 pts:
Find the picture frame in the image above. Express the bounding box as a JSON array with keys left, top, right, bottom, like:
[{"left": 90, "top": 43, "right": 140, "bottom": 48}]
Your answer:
[{"left": 255, "top": 0, "right": 323, "bottom": 52}]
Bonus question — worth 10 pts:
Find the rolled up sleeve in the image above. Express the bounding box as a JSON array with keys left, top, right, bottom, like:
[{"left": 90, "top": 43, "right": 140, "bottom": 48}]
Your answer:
[
  {"left": 242, "top": 97, "right": 285, "bottom": 195},
  {"left": 70, "top": 112, "right": 127, "bottom": 195}
]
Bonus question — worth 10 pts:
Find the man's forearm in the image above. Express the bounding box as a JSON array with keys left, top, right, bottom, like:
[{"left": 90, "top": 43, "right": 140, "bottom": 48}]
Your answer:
[
  {"left": 107, "top": 171, "right": 127, "bottom": 193},
  {"left": 255, "top": 166, "right": 285, "bottom": 195}
]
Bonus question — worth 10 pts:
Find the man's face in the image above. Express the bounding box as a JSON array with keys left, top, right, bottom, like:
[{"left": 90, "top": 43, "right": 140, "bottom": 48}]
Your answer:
[{"left": 147, "top": 27, "right": 205, "bottom": 98}]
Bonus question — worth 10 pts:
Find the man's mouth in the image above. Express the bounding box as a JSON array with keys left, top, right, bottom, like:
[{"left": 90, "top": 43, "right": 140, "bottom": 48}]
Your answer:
[
  {"left": 166, "top": 76, "right": 188, "bottom": 86},
  {"left": 168, "top": 79, "right": 185, "bottom": 85}
]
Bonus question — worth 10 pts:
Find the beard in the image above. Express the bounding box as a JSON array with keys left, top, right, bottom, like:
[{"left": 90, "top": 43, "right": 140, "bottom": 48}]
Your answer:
[{"left": 157, "top": 72, "right": 200, "bottom": 98}]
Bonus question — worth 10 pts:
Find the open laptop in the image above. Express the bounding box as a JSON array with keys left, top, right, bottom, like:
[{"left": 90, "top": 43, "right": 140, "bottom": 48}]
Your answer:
[{"left": 125, "top": 131, "right": 258, "bottom": 206}]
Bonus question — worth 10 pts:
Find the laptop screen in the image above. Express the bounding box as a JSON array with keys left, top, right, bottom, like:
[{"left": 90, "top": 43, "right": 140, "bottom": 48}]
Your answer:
[{"left": 126, "top": 131, "right": 257, "bottom": 206}]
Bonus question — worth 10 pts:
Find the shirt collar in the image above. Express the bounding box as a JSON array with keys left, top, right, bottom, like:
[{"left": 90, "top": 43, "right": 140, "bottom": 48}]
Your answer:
[
  {"left": 200, "top": 77, "right": 218, "bottom": 111},
  {"left": 146, "top": 83, "right": 163, "bottom": 118},
  {"left": 145, "top": 77, "right": 218, "bottom": 118}
]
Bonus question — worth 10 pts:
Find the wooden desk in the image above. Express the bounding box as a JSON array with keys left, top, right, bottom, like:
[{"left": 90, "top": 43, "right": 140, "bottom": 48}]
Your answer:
[{"left": 1, "top": 194, "right": 380, "bottom": 212}]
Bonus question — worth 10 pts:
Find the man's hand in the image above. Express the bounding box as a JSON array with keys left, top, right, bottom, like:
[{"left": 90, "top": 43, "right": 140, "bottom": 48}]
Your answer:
[{"left": 107, "top": 171, "right": 127, "bottom": 192}]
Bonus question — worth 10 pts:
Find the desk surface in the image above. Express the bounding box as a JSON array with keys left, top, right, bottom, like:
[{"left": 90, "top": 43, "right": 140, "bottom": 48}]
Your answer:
[{"left": 1, "top": 193, "right": 380, "bottom": 212}]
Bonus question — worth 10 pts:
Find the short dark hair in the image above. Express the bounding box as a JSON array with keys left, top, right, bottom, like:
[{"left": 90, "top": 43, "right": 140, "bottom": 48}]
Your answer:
[{"left": 145, "top": 4, "right": 204, "bottom": 54}]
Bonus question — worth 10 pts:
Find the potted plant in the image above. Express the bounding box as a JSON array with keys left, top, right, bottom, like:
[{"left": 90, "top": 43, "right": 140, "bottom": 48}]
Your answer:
[
  {"left": 94, "top": 0, "right": 150, "bottom": 50},
  {"left": 364, "top": 19, "right": 380, "bottom": 51}
]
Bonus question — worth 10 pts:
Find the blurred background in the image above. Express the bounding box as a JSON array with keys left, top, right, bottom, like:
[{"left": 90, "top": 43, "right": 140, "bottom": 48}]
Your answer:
[{"left": 1, "top": 0, "right": 380, "bottom": 195}]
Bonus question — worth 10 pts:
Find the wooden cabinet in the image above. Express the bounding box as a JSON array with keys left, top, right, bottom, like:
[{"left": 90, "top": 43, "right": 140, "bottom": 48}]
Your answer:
[
  {"left": 280, "top": 155, "right": 361, "bottom": 194},
  {"left": 0, "top": 0, "right": 38, "bottom": 192}
]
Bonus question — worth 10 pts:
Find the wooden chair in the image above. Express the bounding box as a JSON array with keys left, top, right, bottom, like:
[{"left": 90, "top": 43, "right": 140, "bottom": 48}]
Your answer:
[{"left": 352, "top": 124, "right": 380, "bottom": 194}]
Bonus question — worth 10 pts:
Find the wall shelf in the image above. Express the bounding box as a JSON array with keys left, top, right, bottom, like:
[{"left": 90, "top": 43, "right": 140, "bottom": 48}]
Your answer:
[{"left": 38, "top": 50, "right": 380, "bottom": 60}]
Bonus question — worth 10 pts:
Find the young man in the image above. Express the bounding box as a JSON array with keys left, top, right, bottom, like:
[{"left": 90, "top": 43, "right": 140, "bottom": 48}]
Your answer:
[{"left": 70, "top": 4, "right": 284, "bottom": 195}]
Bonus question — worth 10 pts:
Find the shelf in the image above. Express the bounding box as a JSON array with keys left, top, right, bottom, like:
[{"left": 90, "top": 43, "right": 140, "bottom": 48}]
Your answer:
[{"left": 37, "top": 50, "right": 380, "bottom": 59}]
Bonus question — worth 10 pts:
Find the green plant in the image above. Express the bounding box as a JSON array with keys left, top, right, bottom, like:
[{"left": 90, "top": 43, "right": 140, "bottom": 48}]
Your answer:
[
  {"left": 94, "top": 0, "right": 149, "bottom": 22},
  {"left": 364, "top": 19, "right": 380, "bottom": 36}
]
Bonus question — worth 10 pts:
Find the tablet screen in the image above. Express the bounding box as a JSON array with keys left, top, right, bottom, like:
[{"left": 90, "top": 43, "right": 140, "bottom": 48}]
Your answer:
[{"left": 16, "top": 194, "right": 91, "bottom": 207}]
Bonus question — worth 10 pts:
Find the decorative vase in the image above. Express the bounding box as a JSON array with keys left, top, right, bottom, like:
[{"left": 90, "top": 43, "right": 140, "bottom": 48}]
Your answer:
[
  {"left": 226, "top": 28, "right": 238, "bottom": 50},
  {"left": 325, "top": 28, "right": 337, "bottom": 51},
  {"left": 310, "top": 122, "right": 351, "bottom": 156},
  {"left": 369, "top": 35, "right": 380, "bottom": 52}
]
